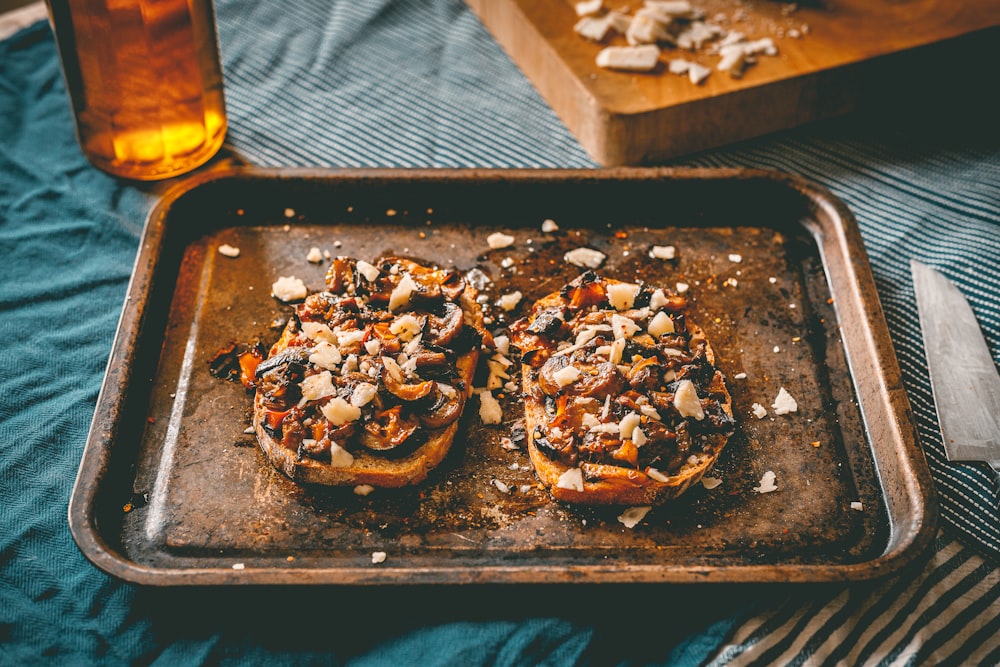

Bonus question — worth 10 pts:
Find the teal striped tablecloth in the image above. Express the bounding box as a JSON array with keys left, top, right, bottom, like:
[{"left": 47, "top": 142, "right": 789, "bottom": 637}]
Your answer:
[{"left": 1, "top": 1, "right": 997, "bottom": 664}]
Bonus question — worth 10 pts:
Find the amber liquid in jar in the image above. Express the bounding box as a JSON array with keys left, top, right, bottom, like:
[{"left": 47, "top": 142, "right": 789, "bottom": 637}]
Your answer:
[{"left": 47, "top": 0, "right": 227, "bottom": 181}]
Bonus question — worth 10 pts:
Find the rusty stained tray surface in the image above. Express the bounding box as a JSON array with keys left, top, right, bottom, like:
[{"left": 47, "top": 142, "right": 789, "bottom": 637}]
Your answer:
[{"left": 68, "top": 167, "right": 937, "bottom": 586}]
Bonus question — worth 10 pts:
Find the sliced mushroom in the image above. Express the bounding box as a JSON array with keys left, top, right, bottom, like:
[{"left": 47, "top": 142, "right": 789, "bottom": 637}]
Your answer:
[
  {"left": 424, "top": 301, "right": 464, "bottom": 347},
  {"left": 580, "top": 462, "right": 647, "bottom": 488},
  {"left": 380, "top": 356, "right": 435, "bottom": 402},
  {"left": 360, "top": 405, "right": 420, "bottom": 451},
  {"left": 419, "top": 383, "right": 466, "bottom": 429},
  {"left": 570, "top": 362, "right": 627, "bottom": 400}
]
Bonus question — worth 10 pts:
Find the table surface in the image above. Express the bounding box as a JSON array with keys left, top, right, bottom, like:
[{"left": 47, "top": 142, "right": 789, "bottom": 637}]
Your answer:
[{"left": 1, "top": 1, "right": 998, "bottom": 665}]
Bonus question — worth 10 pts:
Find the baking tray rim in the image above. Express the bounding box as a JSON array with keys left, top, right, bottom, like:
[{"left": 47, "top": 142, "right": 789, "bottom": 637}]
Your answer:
[{"left": 67, "top": 165, "right": 939, "bottom": 586}]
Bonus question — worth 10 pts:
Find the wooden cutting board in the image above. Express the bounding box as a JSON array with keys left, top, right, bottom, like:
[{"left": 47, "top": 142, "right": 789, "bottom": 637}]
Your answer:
[{"left": 464, "top": 0, "right": 1000, "bottom": 165}]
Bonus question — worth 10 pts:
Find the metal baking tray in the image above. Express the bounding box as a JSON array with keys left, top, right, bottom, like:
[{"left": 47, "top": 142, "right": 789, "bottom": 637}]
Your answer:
[{"left": 68, "top": 167, "right": 938, "bottom": 585}]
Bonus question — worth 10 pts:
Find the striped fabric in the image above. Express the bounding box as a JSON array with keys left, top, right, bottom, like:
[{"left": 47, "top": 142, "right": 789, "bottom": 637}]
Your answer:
[{"left": 706, "top": 535, "right": 1000, "bottom": 666}]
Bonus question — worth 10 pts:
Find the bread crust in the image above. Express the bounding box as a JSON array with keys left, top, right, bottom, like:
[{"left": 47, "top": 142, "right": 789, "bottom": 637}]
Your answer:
[
  {"left": 511, "top": 272, "right": 734, "bottom": 505},
  {"left": 252, "top": 257, "right": 487, "bottom": 487}
]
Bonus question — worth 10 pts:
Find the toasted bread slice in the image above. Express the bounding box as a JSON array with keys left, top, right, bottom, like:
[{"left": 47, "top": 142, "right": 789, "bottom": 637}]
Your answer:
[
  {"left": 253, "top": 257, "right": 490, "bottom": 487},
  {"left": 509, "top": 271, "right": 734, "bottom": 505}
]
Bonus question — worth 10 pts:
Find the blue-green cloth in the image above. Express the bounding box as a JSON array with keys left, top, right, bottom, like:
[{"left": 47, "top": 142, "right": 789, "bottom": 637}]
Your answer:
[{"left": 2, "top": 0, "right": 998, "bottom": 664}]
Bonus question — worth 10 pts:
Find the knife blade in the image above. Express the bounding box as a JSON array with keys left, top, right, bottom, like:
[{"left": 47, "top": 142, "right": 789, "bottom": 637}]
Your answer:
[{"left": 911, "top": 259, "right": 1000, "bottom": 477}]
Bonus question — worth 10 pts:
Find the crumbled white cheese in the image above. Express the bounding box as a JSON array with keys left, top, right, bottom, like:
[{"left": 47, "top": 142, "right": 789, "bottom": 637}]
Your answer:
[
  {"left": 321, "top": 396, "right": 362, "bottom": 425},
  {"left": 676, "top": 282, "right": 690, "bottom": 294},
  {"left": 478, "top": 390, "right": 503, "bottom": 424},
  {"left": 772, "top": 387, "right": 798, "bottom": 415},
  {"left": 668, "top": 59, "right": 691, "bottom": 75},
  {"left": 309, "top": 342, "right": 343, "bottom": 370},
  {"left": 619, "top": 411, "right": 641, "bottom": 440},
  {"left": 371, "top": 551, "right": 387, "bottom": 564},
  {"left": 306, "top": 247, "right": 323, "bottom": 263},
  {"left": 356, "top": 260, "right": 380, "bottom": 282},
  {"left": 354, "top": 484, "right": 374, "bottom": 496},
  {"left": 218, "top": 244, "right": 240, "bottom": 258},
  {"left": 301, "top": 321, "right": 338, "bottom": 344},
  {"left": 487, "top": 232, "right": 515, "bottom": 249},
  {"left": 632, "top": 427, "right": 648, "bottom": 447},
  {"left": 648, "top": 289, "right": 669, "bottom": 311},
  {"left": 574, "top": 15, "right": 615, "bottom": 42},
  {"left": 498, "top": 291, "right": 523, "bottom": 311},
  {"left": 607, "top": 282, "right": 639, "bottom": 311},
  {"left": 617, "top": 506, "right": 652, "bottom": 528},
  {"left": 350, "top": 382, "right": 378, "bottom": 407},
  {"left": 611, "top": 313, "right": 641, "bottom": 339},
  {"left": 647, "top": 468, "right": 670, "bottom": 483},
  {"left": 626, "top": 13, "right": 673, "bottom": 45},
  {"left": 388, "top": 273, "right": 417, "bottom": 312},
  {"left": 673, "top": 379, "right": 705, "bottom": 420},
  {"left": 493, "top": 335, "right": 510, "bottom": 356},
  {"left": 575, "top": 0, "right": 603, "bottom": 16},
  {"left": 701, "top": 476, "right": 723, "bottom": 489},
  {"left": 336, "top": 328, "right": 367, "bottom": 350},
  {"left": 556, "top": 467, "right": 585, "bottom": 492},
  {"left": 492, "top": 479, "right": 512, "bottom": 494},
  {"left": 734, "top": 372, "right": 747, "bottom": 379},
  {"left": 596, "top": 44, "right": 660, "bottom": 72},
  {"left": 271, "top": 276, "right": 308, "bottom": 302},
  {"left": 541, "top": 219, "right": 559, "bottom": 233},
  {"left": 553, "top": 365, "right": 583, "bottom": 388},
  {"left": 687, "top": 61, "right": 712, "bottom": 84},
  {"left": 851, "top": 501, "right": 864, "bottom": 511},
  {"left": 364, "top": 339, "right": 381, "bottom": 356},
  {"left": 300, "top": 371, "right": 337, "bottom": 401},
  {"left": 728, "top": 253, "right": 743, "bottom": 263},
  {"left": 751, "top": 402, "right": 768, "bottom": 419},
  {"left": 232, "top": 563, "right": 245, "bottom": 570},
  {"left": 390, "top": 314, "right": 422, "bottom": 341},
  {"left": 639, "top": 404, "right": 661, "bottom": 420},
  {"left": 649, "top": 245, "right": 676, "bottom": 260},
  {"left": 648, "top": 311, "right": 675, "bottom": 337},
  {"left": 564, "top": 246, "right": 607, "bottom": 269},
  {"left": 676, "top": 21, "right": 723, "bottom": 50},
  {"left": 329, "top": 442, "right": 355, "bottom": 467},
  {"left": 753, "top": 470, "right": 778, "bottom": 493},
  {"left": 608, "top": 337, "right": 626, "bottom": 364}
]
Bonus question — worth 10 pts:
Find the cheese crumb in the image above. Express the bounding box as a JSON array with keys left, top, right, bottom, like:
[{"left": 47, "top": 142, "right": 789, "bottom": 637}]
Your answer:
[
  {"left": 356, "top": 260, "right": 380, "bottom": 282},
  {"left": 701, "top": 476, "right": 723, "bottom": 490},
  {"left": 851, "top": 501, "right": 864, "bottom": 511},
  {"left": 648, "top": 311, "right": 675, "bottom": 337},
  {"left": 306, "top": 247, "right": 323, "bottom": 263},
  {"left": 329, "top": 442, "right": 355, "bottom": 467},
  {"left": 232, "top": 563, "right": 245, "bottom": 570},
  {"left": 353, "top": 485, "right": 374, "bottom": 496},
  {"left": 371, "top": 551, "right": 387, "bottom": 564},
  {"left": 541, "top": 219, "right": 559, "bottom": 232},
  {"left": 556, "top": 467, "right": 585, "bottom": 492},
  {"left": 271, "top": 276, "right": 307, "bottom": 302},
  {"left": 734, "top": 372, "right": 747, "bottom": 379},
  {"left": 478, "top": 390, "right": 503, "bottom": 424},
  {"left": 498, "top": 291, "right": 523, "bottom": 311},
  {"left": 487, "top": 232, "right": 515, "bottom": 249},
  {"left": 218, "top": 244, "right": 240, "bottom": 258},
  {"left": 753, "top": 470, "right": 778, "bottom": 493},
  {"left": 321, "top": 396, "right": 362, "bottom": 425},
  {"left": 617, "top": 506, "right": 652, "bottom": 528},
  {"left": 751, "top": 402, "right": 768, "bottom": 419},
  {"left": 607, "top": 282, "right": 639, "bottom": 311},
  {"left": 772, "top": 387, "right": 798, "bottom": 415},
  {"left": 728, "top": 253, "right": 743, "bottom": 263},
  {"left": 673, "top": 379, "right": 705, "bottom": 420},
  {"left": 492, "top": 479, "right": 512, "bottom": 494},
  {"left": 350, "top": 382, "right": 378, "bottom": 407},
  {"left": 649, "top": 245, "right": 676, "bottom": 260},
  {"left": 676, "top": 282, "right": 690, "bottom": 294},
  {"left": 596, "top": 44, "right": 660, "bottom": 72},
  {"left": 388, "top": 273, "right": 417, "bottom": 312},
  {"left": 553, "top": 365, "right": 583, "bottom": 388},
  {"left": 564, "top": 247, "right": 607, "bottom": 269},
  {"left": 300, "top": 371, "right": 337, "bottom": 401}
]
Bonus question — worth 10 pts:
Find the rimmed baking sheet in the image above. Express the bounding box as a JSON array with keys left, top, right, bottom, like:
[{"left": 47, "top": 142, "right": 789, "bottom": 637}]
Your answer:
[{"left": 68, "top": 167, "right": 937, "bottom": 585}]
